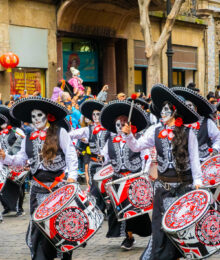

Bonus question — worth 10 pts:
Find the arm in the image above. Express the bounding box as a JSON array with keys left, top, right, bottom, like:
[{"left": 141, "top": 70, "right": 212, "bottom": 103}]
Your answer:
[
  {"left": 188, "top": 129, "right": 203, "bottom": 187},
  {"left": 207, "top": 119, "right": 220, "bottom": 152},
  {"left": 122, "top": 124, "right": 156, "bottom": 152},
  {"left": 100, "top": 141, "right": 110, "bottom": 165},
  {"left": 70, "top": 126, "right": 89, "bottom": 140},
  {"left": 1, "top": 137, "right": 28, "bottom": 167},
  {"left": 140, "top": 149, "right": 152, "bottom": 173},
  {"left": 59, "top": 128, "right": 78, "bottom": 181}
]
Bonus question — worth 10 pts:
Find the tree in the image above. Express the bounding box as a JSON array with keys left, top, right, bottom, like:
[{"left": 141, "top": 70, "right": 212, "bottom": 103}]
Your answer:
[{"left": 138, "top": 0, "right": 185, "bottom": 88}]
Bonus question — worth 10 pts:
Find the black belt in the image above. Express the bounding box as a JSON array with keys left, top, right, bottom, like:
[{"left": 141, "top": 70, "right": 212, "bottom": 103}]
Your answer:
[{"left": 158, "top": 175, "right": 192, "bottom": 183}]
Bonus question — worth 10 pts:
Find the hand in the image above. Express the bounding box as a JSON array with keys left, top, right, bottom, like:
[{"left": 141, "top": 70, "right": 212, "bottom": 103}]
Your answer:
[
  {"left": 122, "top": 122, "right": 131, "bottom": 135},
  {"left": 102, "top": 85, "right": 108, "bottom": 91},
  {"left": 0, "top": 149, "right": 6, "bottom": 160},
  {"left": 67, "top": 178, "right": 76, "bottom": 183},
  {"left": 195, "top": 185, "right": 201, "bottom": 190}
]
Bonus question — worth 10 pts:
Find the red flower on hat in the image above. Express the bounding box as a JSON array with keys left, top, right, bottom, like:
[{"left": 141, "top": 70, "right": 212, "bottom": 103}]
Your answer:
[
  {"left": 131, "top": 125, "right": 137, "bottom": 134},
  {"left": 7, "top": 125, "right": 12, "bottom": 130},
  {"left": 175, "top": 117, "right": 183, "bottom": 127},
  {"left": 55, "top": 177, "right": 61, "bottom": 182},
  {"left": 47, "top": 114, "right": 56, "bottom": 122},
  {"left": 131, "top": 93, "right": 137, "bottom": 100},
  {"left": 173, "top": 105, "right": 176, "bottom": 111}
]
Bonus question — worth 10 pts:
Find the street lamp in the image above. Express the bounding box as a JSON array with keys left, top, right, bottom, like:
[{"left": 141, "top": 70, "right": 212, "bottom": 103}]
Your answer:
[{"left": 166, "top": 0, "right": 173, "bottom": 88}]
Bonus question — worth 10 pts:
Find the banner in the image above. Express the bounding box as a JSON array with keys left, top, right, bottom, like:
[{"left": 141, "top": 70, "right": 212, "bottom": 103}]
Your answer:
[
  {"left": 10, "top": 69, "right": 45, "bottom": 96},
  {"left": 63, "top": 51, "right": 98, "bottom": 82}
]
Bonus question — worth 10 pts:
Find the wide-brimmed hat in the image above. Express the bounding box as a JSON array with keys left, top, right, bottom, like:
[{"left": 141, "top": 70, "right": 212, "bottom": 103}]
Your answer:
[
  {"left": 127, "top": 97, "right": 149, "bottom": 110},
  {"left": 149, "top": 102, "right": 161, "bottom": 118},
  {"left": 0, "top": 105, "right": 21, "bottom": 127},
  {"left": 172, "top": 87, "right": 216, "bottom": 117},
  {"left": 10, "top": 97, "right": 69, "bottom": 123},
  {"left": 57, "top": 118, "right": 72, "bottom": 132},
  {"left": 100, "top": 100, "right": 150, "bottom": 133},
  {"left": 151, "top": 84, "right": 200, "bottom": 124},
  {"left": 80, "top": 100, "right": 104, "bottom": 121}
]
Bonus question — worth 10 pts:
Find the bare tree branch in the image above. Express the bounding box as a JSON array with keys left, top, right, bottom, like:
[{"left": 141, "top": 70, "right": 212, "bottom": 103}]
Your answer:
[
  {"left": 154, "top": 0, "right": 185, "bottom": 53},
  {"left": 138, "top": 0, "right": 153, "bottom": 58}
]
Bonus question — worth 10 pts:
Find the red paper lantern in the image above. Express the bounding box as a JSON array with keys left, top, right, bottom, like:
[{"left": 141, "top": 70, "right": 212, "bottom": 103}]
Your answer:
[{"left": 0, "top": 52, "right": 19, "bottom": 71}]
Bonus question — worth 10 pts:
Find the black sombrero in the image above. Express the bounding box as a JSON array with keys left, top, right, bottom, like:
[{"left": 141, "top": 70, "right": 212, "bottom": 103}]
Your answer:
[
  {"left": 127, "top": 97, "right": 149, "bottom": 110},
  {"left": 10, "top": 97, "right": 69, "bottom": 123},
  {"left": 0, "top": 114, "right": 9, "bottom": 126},
  {"left": 100, "top": 100, "right": 150, "bottom": 133},
  {"left": 172, "top": 87, "right": 216, "bottom": 117},
  {"left": 79, "top": 100, "right": 104, "bottom": 122},
  {"left": 57, "top": 118, "right": 72, "bottom": 132},
  {"left": 151, "top": 84, "right": 200, "bottom": 124},
  {"left": 149, "top": 102, "right": 161, "bottom": 119},
  {"left": 0, "top": 105, "right": 21, "bottom": 127}
]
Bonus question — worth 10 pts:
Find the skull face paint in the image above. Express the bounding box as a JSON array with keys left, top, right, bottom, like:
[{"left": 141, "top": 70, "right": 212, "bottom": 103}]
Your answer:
[
  {"left": 185, "top": 100, "right": 196, "bottom": 111},
  {"left": 31, "top": 109, "right": 47, "bottom": 130},
  {"left": 1, "top": 123, "right": 7, "bottom": 130},
  {"left": 92, "top": 110, "right": 100, "bottom": 124},
  {"left": 115, "top": 115, "right": 128, "bottom": 135},
  {"left": 161, "top": 104, "right": 173, "bottom": 123}
]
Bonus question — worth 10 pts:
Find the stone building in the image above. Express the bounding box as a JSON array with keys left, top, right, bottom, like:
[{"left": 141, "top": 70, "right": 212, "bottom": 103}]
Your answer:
[{"left": 0, "top": 0, "right": 215, "bottom": 100}]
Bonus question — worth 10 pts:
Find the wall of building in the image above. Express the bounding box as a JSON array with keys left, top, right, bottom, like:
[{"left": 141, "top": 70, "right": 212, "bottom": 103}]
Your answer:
[{"left": 0, "top": 0, "right": 57, "bottom": 101}]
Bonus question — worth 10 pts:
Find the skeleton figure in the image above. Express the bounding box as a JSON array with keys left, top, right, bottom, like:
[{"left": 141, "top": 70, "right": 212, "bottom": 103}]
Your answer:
[
  {"left": 31, "top": 110, "right": 47, "bottom": 130},
  {"left": 92, "top": 110, "right": 100, "bottom": 124},
  {"left": 161, "top": 104, "right": 173, "bottom": 124},
  {"left": 115, "top": 115, "right": 128, "bottom": 135}
]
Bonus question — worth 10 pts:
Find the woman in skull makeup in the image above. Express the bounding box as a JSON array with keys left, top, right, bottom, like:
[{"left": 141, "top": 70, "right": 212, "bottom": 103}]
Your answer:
[
  {"left": 100, "top": 100, "right": 152, "bottom": 250},
  {"left": 122, "top": 84, "right": 203, "bottom": 260},
  {"left": 0, "top": 105, "right": 25, "bottom": 221},
  {"left": 0, "top": 97, "right": 78, "bottom": 260},
  {"left": 70, "top": 99, "right": 109, "bottom": 214}
]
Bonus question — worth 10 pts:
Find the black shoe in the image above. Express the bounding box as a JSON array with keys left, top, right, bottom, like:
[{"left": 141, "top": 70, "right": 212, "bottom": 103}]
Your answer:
[
  {"left": 15, "top": 211, "right": 25, "bottom": 217},
  {"left": 120, "top": 237, "right": 136, "bottom": 250},
  {"left": 2, "top": 209, "right": 11, "bottom": 215}
]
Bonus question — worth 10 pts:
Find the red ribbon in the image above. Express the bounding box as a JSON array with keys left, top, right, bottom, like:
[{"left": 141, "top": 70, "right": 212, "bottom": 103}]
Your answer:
[
  {"left": 30, "top": 130, "right": 47, "bottom": 140},
  {"left": 0, "top": 125, "right": 12, "bottom": 135},
  {"left": 113, "top": 136, "right": 126, "bottom": 143},
  {"left": 93, "top": 125, "right": 106, "bottom": 135},
  {"left": 158, "top": 129, "right": 174, "bottom": 141},
  {"left": 186, "top": 122, "right": 200, "bottom": 130}
]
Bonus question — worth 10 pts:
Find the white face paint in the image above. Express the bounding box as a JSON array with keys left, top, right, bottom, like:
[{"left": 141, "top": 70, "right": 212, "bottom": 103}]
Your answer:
[
  {"left": 161, "top": 104, "right": 173, "bottom": 123},
  {"left": 31, "top": 109, "right": 47, "bottom": 130},
  {"left": 115, "top": 116, "right": 128, "bottom": 135},
  {"left": 92, "top": 110, "right": 100, "bottom": 124},
  {"left": 1, "top": 123, "right": 7, "bottom": 129},
  {"left": 185, "top": 100, "right": 196, "bottom": 111}
]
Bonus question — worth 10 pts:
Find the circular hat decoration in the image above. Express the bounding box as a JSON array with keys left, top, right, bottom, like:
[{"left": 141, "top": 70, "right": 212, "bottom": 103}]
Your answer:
[
  {"left": 127, "top": 97, "right": 149, "bottom": 110},
  {"left": 10, "top": 97, "right": 69, "bottom": 123},
  {"left": 0, "top": 105, "right": 21, "bottom": 127},
  {"left": 172, "top": 87, "right": 216, "bottom": 117},
  {"left": 79, "top": 99, "right": 104, "bottom": 121},
  {"left": 151, "top": 84, "right": 200, "bottom": 124},
  {"left": 100, "top": 100, "right": 150, "bottom": 133}
]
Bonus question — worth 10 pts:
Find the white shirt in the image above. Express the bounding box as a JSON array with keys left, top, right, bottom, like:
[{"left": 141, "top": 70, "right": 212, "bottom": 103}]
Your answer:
[
  {"left": 122, "top": 123, "right": 203, "bottom": 186},
  {"left": 2, "top": 128, "right": 78, "bottom": 181},
  {"left": 207, "top": 118, "right": 220, "bottom": 152}
]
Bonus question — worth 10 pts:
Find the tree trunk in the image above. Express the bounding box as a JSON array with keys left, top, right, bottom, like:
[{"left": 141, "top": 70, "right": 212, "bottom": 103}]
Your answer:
[{"left": 147, "top": 52, "right": 161, "bottom": 91}]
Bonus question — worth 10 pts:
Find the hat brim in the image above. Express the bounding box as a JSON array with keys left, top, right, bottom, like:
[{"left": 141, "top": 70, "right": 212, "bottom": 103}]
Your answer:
[
  {"left": 172, "top": 87, "right": 216, "bottom": 116},
  {"left": 57, "top": 118, "right": 71, "bottom": 132},
  {"left": 0, "top": 105, "right": 21, "bottom": 127},
  {"left": 127, "top": 98, "right": 149, "bottom": 110},
  {"left": 100, "top": 100, "right": 150, "bottom": 133},
  {"left": 0, "top": 114, "right": 8, "bottom": 126},
  {"left": 149, "top": 103, "right": 161, "bottom": 118},
  {"left": 10, "top": 97, "right": 69, "bottom": 123},
  {"left": 151, "top": 84, "right": 199, "bottom": 124},
  {"left": 80, "top": 100, "right": 104, "bottom": 121}
]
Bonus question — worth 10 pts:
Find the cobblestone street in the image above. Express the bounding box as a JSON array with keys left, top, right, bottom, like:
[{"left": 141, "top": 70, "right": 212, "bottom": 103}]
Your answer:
[{"left": 0, "top": 193, "right": 219, "bottom": 260}]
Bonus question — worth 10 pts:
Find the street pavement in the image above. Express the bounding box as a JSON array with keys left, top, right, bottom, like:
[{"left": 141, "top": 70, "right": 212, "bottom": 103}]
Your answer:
[{"left": 0, "top": 192, "right": 219, "bottom": 260}]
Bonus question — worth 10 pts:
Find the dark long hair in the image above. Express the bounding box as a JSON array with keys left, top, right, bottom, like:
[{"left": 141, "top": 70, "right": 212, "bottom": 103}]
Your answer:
[
  {"left": 42, "top": 123, "right": 59, "bottom": 164},
  {"left": 163, "top": 102, "right": 189, "bottom": 175}
]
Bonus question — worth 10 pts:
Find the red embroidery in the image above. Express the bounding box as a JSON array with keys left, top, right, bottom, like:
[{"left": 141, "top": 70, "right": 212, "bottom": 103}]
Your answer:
[
  {"left": 93, "top": 125, "right": 106, "bottom": 135},
  {"left": 30, "top": 130, "right": 47, "bottom": 140},
  {"left": 113, "top": 136, "right": 126, "bottom": 143},
  {"left": 187, "top": 122, "right": 200, "bottom": 130},
  {"left": 0, "top": 125, "right": 12, "bottom": 135},
  {"left": 158, "top": 129, "right": 174, "bottom": 141}
]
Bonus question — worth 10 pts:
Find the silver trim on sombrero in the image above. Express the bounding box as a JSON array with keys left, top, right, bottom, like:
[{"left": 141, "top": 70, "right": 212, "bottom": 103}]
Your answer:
[
  {"left": 100, "top": 99, "right": 150, "bottom": 132},
  {"left": 0, "top": 114, "right": 8, "bottom": 124},
  {"left": 10, "top": 96, "right": 69, "bottom": 119},
  {"left": 151, "top": 83, "right": 200, "bottom": 119},
  {"left": 172, "top": 87, "right": 216, "bottom": 114}
]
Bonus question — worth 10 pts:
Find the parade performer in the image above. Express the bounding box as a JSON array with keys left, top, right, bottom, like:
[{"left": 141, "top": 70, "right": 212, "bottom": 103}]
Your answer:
[
  {"left": 0, "top": 105, "right": 26, "bottom": 218},
  {"left": 100, "top": 100, "right": 152, "bottom": 250},
  {"left": 0, "top": 97, "right": 78, "bottom": 260},
  {"left": 122, "top": 84, "right": 202, "bottom": 260},
  {"left": 70, "top": 99, "right": 109, "bottom": 213},
  {"left": 172, "top": 87, "right": 220, "bottom": 161}
]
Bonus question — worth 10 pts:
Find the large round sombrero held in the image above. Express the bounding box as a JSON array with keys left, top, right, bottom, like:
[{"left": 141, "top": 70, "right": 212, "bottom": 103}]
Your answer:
[
  {"left": 127, "top": 97, "right": 149, "bottom": 110},
  {"left": 151, "top": 84, "right": 200, "bottom": 124},
  {"left": 79, "top": 99, "right": 104, "bottom": 121},
  {"left": 172, "top": 87, "right": 216, "bottom": 117},
  {"left": 10, "top": 97, "right": 69, "bottom": 123},
  {"left": 0, "top": 105, "right": 21, "bottom": 127},
  {"left": 100, "top": 100, "right": 150, "bottom": 133}
]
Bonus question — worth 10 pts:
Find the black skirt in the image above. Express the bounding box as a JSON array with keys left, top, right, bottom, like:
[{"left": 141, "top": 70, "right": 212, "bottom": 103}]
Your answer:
[{"left": 140, "top": 181, "right": 193, "bottom": 260}]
